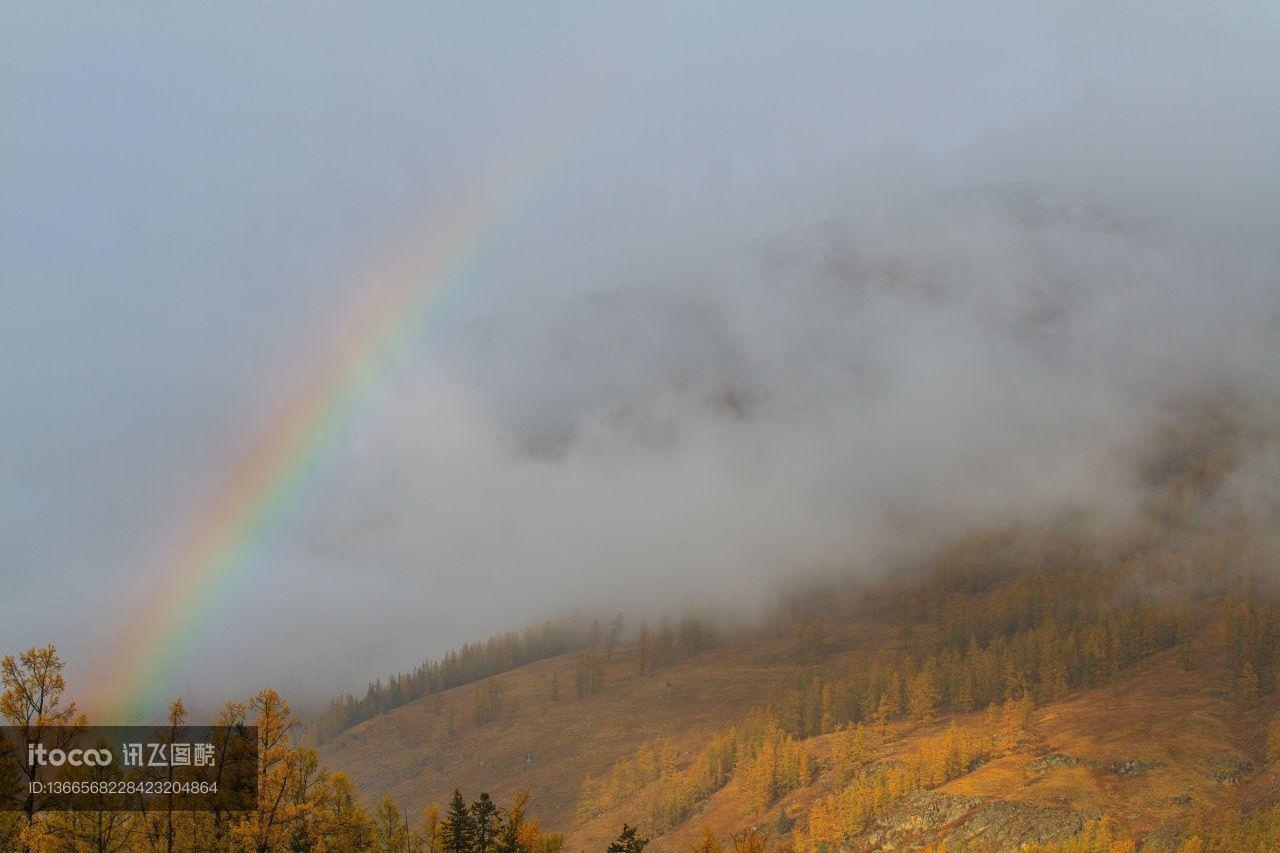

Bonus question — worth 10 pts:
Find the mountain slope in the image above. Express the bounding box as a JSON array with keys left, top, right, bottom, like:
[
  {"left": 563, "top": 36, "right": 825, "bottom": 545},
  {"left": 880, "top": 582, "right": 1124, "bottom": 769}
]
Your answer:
[{"left": 319, "top": 578, "right": 1280, "bottom": 851}]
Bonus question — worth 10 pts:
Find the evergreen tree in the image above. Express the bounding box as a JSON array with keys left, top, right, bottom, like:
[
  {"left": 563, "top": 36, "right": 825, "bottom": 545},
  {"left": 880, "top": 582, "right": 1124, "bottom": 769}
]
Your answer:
[
  {"left": 442, "top": 790, "right": 474, "bottom": 853},
  {"left": 471, "top": 791, "right": 502, "bottom": 852},
  {"left": 607, "top": 823, "right": 650, "bottom": 852}
]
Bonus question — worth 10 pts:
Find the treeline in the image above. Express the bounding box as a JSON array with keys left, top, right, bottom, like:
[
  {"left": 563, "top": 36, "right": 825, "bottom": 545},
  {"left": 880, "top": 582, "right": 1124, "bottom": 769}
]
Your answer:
[
  {"left": 773, "top": 558, "right": 1191, "bottom": 741},
  {"left": 635, "top": 614, "right": 718, "bottom": 675},
  {"left": 313, "top": 616, "right": 593, "bottom": 743},
  {"left": 0, "top": 645, "right": 570, "bottom": 852},
  {"left": 567, "top": 613, "right": 718, "bottom": 702},
  {"left": 317, "top": 610, "right": 720, "bottom": 741}
]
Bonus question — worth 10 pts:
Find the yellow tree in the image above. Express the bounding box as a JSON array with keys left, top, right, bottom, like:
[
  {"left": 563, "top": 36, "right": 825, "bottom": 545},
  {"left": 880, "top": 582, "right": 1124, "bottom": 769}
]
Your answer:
[
  {"left": 805, "top": 795, "right": 841, "bottom": 850},
  {"left": 137, "top": 698, "right": 188, "bottom": 853},
  {"left": 374, "top": 797, "right": 411, "bottom": 852},
  {"left": 831, "top": 723, "right": 866, "bottom": 781},
  {"left": 0, "top": 645, "right": 86, "bottom": 825},
  {"left": 414, "top": 802, "right": 444, "bottom": 853},
  {"left": 187, "top": 699, "right": 249, "bottom": 849},
  {"left": 998, "top": 694, "right": 1033, "bottom": 751},
  {"left": 229, "top": 689, "right": 326, "bottom": 851},
  {"left": 907, "top": 670, "right": 940, "bottom": 723},
  {"left": 313, "top": 772, "right": 375, "bottom": 850},
  {"left": 42, "top": 734, "right": 134, "bottom": 852},
  {"left": 691, "top": 826, "right": 724, "bottom": 853}
]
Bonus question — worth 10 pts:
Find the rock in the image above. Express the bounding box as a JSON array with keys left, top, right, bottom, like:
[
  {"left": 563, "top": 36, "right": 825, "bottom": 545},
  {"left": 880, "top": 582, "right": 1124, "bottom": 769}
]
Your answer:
[
  {"left": 1210, "top": 757, "right": 1254, "bottom": 784},
  {"left": 1031, "top": 752, "right": 1081, "bottom": 770},
  {"left": 855, "top": 790, "right": 1098, "bottom": 851},
  {"left": 1027, "top": 752, "right": 1097, "bottom": 772},
  {"left": 1111, "top": 759, "right": 1164, "bottom": 777}
]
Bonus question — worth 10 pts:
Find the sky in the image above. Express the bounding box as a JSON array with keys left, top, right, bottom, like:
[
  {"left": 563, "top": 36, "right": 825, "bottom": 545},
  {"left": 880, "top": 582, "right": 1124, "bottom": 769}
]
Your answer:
[{"left": 3, "top": 3, "right": 1279, "bottom": 713}]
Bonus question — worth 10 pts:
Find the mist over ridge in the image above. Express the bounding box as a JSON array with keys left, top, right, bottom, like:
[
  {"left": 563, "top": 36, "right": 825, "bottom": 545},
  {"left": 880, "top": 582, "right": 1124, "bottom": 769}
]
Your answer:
[
  {"left": 290, "top": 183, "right": 1280, "bottom": 709},
  {"left": 2, "top": 3, "right": 1278, "bottom": 710}
]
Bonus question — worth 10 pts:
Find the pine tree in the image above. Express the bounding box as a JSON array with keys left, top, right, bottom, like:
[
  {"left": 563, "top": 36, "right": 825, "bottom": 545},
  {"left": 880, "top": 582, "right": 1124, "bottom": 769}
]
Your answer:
[
  {"left": 471, "top": 791, "right": 502, "bottom": 852},
  {"left": 607, "top": 823, "right": 650, "bottom": 852},
  {"left": 442, "top": 790, "right": 473, "bottom": 853}
]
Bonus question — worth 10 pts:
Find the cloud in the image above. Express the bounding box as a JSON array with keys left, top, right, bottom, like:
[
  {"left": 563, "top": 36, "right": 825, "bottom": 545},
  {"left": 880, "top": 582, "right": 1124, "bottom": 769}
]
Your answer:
[
  {"left": 234, "top": 183, "right": 1277, "bottom": 707},
  {"left": 2, "top": 4, "right": 1278, "bottom": 710}
]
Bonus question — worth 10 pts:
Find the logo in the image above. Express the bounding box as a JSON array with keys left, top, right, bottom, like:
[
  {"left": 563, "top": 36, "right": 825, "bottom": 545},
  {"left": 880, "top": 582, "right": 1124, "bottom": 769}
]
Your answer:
[{"left": 27, "top": 743, "right": 113, "bottom": 768}]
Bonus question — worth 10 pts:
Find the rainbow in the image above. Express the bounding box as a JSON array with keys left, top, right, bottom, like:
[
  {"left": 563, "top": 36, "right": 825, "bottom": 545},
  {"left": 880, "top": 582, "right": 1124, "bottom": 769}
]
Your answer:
[{"left": 91, "top": 86, "right": 597, "bottom": 722}]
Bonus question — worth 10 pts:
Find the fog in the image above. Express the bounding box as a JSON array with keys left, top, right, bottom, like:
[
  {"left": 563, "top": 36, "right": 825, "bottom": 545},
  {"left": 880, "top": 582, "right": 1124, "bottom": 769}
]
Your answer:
[{"left": 2, "top": 4, "right": 1278, "bottom": 712}]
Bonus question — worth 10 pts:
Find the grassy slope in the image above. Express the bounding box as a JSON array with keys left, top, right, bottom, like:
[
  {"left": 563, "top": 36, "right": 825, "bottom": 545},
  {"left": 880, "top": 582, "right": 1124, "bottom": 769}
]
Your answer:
[
  {"left": 320, "top": 603, "right": 1276, "bottom": 851},
  {"left": 318, "top": 631, "right": 809, "bottom": 842}
]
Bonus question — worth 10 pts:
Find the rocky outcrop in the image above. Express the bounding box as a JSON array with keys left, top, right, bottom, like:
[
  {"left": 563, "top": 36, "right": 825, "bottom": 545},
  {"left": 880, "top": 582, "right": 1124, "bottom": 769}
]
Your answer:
[
  {"left": 1209, "top": 756, "right": 1254, "bottom": 784},
  {"left": 1027, "top": 752, "right": 1096, "bottom": 772},
  {"left": 1110, "top": 759, "right": 1164, "bottom": 778},
  {"left": 853, "top": 791, "right": 1097, "bottom": 851}
]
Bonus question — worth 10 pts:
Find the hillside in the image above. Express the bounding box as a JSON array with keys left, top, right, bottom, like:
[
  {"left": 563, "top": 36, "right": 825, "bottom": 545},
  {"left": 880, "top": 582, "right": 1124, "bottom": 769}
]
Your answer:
[
  {"left": 316, "top": 619, "right": 872, "bottom": 845},
  {"left": 318, "top": 536, "right": 1280, "bottom": 850},
  {"left": 312, "top": 408, "right": 1280, "bottom": 851}
]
